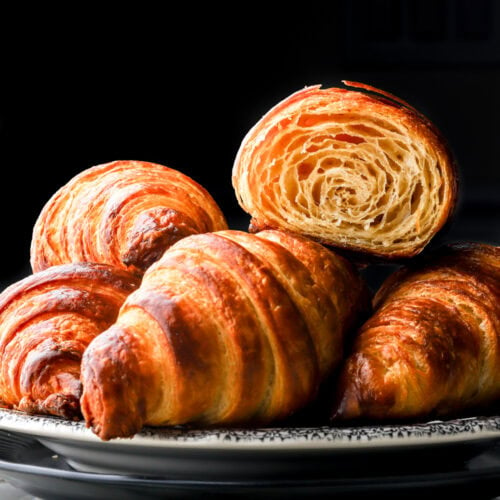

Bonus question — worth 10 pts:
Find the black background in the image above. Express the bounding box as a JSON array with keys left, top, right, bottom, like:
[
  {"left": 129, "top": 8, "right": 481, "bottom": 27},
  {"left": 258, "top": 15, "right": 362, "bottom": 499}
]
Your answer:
[{"left": 1, "top": 1, "right": 499, "bottom": 285}]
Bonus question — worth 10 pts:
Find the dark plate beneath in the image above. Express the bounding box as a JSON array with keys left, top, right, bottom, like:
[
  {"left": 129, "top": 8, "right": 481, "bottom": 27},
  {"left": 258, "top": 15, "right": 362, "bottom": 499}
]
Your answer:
[{"left": 1, "top": 431, "right": 500, "bottom": 499}]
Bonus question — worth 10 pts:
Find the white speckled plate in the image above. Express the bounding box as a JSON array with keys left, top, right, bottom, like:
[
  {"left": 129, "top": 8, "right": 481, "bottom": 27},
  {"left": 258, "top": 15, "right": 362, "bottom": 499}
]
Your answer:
[
  {"left": 2, "top": 430, "right": 500, "bottom": 498},
  {"left": 1, "top": 408, "right": 500, "bottom": 480}
]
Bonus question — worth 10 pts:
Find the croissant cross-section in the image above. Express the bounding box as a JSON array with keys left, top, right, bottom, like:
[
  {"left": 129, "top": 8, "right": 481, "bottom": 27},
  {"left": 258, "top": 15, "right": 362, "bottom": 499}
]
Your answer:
[{"left": 232, "top": 82, "right": 457, "bottom": 258}]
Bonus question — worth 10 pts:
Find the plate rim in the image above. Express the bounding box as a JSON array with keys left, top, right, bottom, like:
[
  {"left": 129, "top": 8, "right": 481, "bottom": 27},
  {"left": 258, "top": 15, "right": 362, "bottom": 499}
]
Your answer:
[
  {"left": 2, "top": 408, "right": 500, "bottom": 450},
  {"left": 1, "top": 445, "right": 500, "bottom": 491}
]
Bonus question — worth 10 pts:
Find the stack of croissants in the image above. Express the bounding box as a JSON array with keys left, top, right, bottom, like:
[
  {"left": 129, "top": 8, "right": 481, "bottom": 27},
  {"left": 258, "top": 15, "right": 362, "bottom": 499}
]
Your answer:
[{"left": 1, "top": 81, "right": 498, "bottom": 441}]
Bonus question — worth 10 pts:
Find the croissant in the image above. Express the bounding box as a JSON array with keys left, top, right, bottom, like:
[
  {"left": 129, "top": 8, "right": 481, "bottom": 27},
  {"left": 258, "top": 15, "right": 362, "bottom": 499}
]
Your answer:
[
  {"left": 31, "top": 160, "right": 228, "bottom": 275},
  {"left": 0, "top": 263, "right": 140, "bottom": 419},
  {"left": 80, "top": 229, "right": 369, "bottom": 440},
  {"left": 332, "top": 242, "right": 500, "bottom": 422},
  {"left": 232, "top": 81, "right": 457, "bottom": 259}
]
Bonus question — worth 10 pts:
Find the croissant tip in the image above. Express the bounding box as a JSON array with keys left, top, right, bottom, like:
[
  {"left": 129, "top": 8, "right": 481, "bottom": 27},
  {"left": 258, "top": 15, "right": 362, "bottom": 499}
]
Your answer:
[{"left": 16, "top": 393, "right": 83, "bottom": 421}]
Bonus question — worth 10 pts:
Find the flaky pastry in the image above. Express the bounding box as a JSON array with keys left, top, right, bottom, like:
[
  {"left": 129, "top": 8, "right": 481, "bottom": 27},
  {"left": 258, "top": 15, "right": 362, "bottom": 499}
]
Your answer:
[
  {"left": 0, "top": 263, "right": 139, "bottom": 419},
  {"left": 80, "top": 230, "right": 369, "bottom": 439},
  {"left": 332, "top": 242, "right": 500, "bottom": 421},
  {"left": 232, "top": 82, "right": 457, "bottom": 259},
  {"left": 31, "top": 160, "right": 228, "bottom": 275}
]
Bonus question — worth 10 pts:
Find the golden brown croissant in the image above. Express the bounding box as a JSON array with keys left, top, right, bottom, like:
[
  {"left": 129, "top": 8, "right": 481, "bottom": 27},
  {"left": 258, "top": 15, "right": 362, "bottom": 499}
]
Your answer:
[
  {"left": 80, "top": 229, "right": 369, "bottom": 440},
  {"left": 332, "top": 242, "right": 500, "bottom": 422},
  {"left": 232, "top": 81, "right": 457, "bottom": 259},
  {"left": 31, "top": 160, "right": 228, "bottom": 275},
  {"left": 0, "top": 263, "right": 139, "bottom": 419}
]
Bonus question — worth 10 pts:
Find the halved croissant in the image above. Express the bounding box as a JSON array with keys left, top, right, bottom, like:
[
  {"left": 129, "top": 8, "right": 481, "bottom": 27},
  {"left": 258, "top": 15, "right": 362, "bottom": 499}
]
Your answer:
[
  {"left": 0, "top": 263, "right": 139, "bottom": 419},
  {"left": 332, "top": 242, "right": 500, "bottom": 421},
  {"left": 232, "top": 82, "right": 457, "bottom": 259},
  {"left": 31, "top": 160, "right": 228, "bottom": 275},
  {"left": 80, "top": 230, "right": 369, "bottom": 440}
]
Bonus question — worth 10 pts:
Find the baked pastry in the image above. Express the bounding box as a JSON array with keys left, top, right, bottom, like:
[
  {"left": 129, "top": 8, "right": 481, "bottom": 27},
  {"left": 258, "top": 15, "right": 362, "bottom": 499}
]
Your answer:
[
  {"left": 31, "top": 160, "right": 228, "bottom": 275},
  {"left": 0, "top": 263, "right": 139, "bottom": 419},
  {"left": 80, "top": 229, "right": 369, "bottom": 440},
  {"left": 332, "top": 242, "right": 500, "bottom": 421},
  {"left": 232, "top": 81, "right": 457, "bottom": 259}
]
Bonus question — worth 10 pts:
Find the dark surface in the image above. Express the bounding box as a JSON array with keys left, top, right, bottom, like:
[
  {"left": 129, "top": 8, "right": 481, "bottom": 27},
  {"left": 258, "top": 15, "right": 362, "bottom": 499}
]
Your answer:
[{"left": 0, "top": 1, "right": 499, "bottom": 285}]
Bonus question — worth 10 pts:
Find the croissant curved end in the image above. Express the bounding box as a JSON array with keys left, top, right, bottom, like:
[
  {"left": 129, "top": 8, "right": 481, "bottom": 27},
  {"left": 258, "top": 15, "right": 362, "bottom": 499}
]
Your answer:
[
  {"left": 18, "top": 391, "right": 82, "bottom": 420},
  {"left": 0, "top": 262, "right": 140, "bottom": 419},
  {"left": 331, "top": 242, "right": 500, "bottom": 422},
  {"left": 80, "top": 325, "right": 147, "bottom": 440},
  {"left": 232, "top": 83, "right": 458, "bottom": 259},
  {"left": 121, "top": 207, "right": 200, "bottom": 271}
]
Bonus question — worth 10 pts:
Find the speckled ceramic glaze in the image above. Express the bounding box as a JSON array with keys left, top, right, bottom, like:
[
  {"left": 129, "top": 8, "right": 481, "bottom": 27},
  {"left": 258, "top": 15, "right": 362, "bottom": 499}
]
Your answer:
[
  {"left": 1, "top": 408, "right": 500, "bottom": 448},
  {"left": 1, "top": 408, "right": 500, "bottom": 486}
]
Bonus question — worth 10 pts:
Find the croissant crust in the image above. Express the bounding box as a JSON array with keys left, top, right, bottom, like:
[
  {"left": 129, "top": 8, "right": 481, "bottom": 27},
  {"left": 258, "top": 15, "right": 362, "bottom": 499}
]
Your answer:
[
  {"left": 232, "top": 82, "right": 457, "bottom": 259},
  {"left": 80, "top": 229, "right": 369, "bottom": 440},
  {"left": 332, "top": 242, "right": 500, "bottom": 421},
  {"left": 31, "top": 160, "right": 228, "bottom": 275},
  {"left": 0, "top": 263, "right": 139, "bottom": 419}
]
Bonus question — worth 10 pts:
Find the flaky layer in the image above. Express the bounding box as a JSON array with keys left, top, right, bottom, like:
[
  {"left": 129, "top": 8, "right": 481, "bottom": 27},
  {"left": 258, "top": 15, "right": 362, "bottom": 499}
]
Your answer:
[
  {"left": 332, "top": 242, "right": 500, "bottom": 421},
  {"left": 31, "top": 160, "right": 228, "bottom": 275},
  {"left": 80, "top": 230, "right": 369, "bottom": 440},
  {"left": 0, "top": 263, "right": 139, "bottom": 419},
  {"left": 232, "top": 82, "right": 457, "bottom": 258}
]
